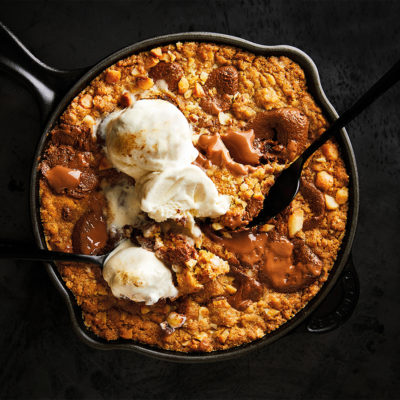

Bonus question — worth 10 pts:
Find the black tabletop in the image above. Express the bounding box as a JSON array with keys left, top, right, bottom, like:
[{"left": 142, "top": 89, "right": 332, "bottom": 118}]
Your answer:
[{"left": 1, "top": 1, "right": 399, "bottom": 399}]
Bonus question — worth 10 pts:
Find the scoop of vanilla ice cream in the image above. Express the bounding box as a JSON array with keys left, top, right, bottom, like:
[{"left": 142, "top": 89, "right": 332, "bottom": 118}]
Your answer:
[
  {"left": 105, "top": 99, "right": 198, "bottom": 179},
  {"left": 103, "top": 240, "right": 178, "bottom": 305},
  {"left": 137, "top": 165, "right": 231, "bottom": 223}
]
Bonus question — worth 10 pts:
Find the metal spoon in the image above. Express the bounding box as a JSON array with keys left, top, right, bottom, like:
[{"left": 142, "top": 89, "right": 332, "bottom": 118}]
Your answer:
[
  {"left": 0, "top": 242, "right": 108, "bottom": 266},
  {"left": 248, "top": 58, "right": 400, "bottom": 227}
]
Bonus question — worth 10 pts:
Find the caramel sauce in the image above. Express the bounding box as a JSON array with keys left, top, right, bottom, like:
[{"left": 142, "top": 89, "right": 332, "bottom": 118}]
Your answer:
[
  {"left": 193, "top": 153, "right": 212, "bottom": 170},
  {"left": 262, "top": 239, "right": 296, "bottom": 291},
  {"left": 208, "top": 229, "right": 268, "bottom": 266},
  {"left": 221, "top": 129, "right": 260, "bottom": 165},
  {"left": 45, "top": 165, "right": 81, "bottom": 193},
  {"left": 205, "top": 227, "right": 321, "bottom": 293},
  {"left": 197, "top": 134, "right": 249, "bottom": 175}
]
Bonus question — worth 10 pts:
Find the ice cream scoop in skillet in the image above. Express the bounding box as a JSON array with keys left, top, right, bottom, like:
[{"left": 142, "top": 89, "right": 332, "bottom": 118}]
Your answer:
[{"left": 248, "top": 57, "right": 400, "bottom": 227}]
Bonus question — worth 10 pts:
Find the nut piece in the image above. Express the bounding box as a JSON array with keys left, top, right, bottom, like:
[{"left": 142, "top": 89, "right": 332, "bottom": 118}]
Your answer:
[
  {"left": 168, "top": 51, "right": 176, "bottom": 62},
  {"left": 232, "top": 102, "right": 256, "bottom": 120},
  {"left": 315, "top": 171, "right": 334, "bottom": 191},
  {"left": 259, "top": 224, "right": 275, "bottom": 232},
  {"left": 136, "top": 76, "right": 154, "bottom": 90},
  {"left": 82, "top": 115, "right": 95, "bottom": 127},
  {"left": 264, "top": 308, "right": 280, "bottom": 319},
  {"left": 288, "top": 209, "right": 304, "bottom": 237},
  {"left": 144, "top": 56, "right": 160, "bottom": 69},
  {"left": 321, "top": 142, "right": 339, "bottom": 160},
  {"left": 148, "top": 62, "right": 184, "bottom": 91},
  {"left": 105, "top": 69, "right": 121, "bottom": 84},
  {"left": 178, "top": 77, "right": 189, "bottom": 94},
  {"left": 218, "top": 112, "right": 230, "bottom": 125},
  {"left": 217, "top": 329, "right": 230, "bottom": 344},
  {"left": 193, "top": 82, "right": 205, "bottom": 97},
  {"left": 150, "top": 47, "right": 163, "bottom": 58},
  {"left": 140, "top": 305, "right": 151, "bottom": 314},
  {"left": 184, "top": 89, "right": 192, "bottom": 99},
  {"left": 166, "top": 312, "right": 186, "bottom": 329},
  {"left": 335, "top": 187, "right": 348, "bottom": 205},
  {"left": 200, "top": 72, "right": 208, "bottom": 83},
  {"left": 324, "top": 194, "right": 339, "bottom": 210},
  {"left": 159, "top": 321, "right": 175, "bottom": 335},
  {"left": 312, "top": 163, "right": 324, "bottom": 172},
  {"left": 212, "top": 222, "right": 223, "bottom": 230},
  {"left": 80, "top": 94, "right": 93, "bottom": 109}
]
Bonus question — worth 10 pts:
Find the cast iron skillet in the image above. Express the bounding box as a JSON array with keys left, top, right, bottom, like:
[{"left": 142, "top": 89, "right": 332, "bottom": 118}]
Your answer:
[{"left": 0, "top": 22, "right": 359, "bottom": 362}]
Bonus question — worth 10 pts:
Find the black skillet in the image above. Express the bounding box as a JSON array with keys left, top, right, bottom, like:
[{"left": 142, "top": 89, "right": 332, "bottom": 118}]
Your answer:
[{"left": 0, "top": 22, "right": 359, "bottom": 362}]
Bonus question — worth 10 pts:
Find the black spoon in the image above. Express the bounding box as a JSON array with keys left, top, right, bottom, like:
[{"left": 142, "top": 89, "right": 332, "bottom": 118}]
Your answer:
[
  {"left": 248, "top": 58, "right": 400, "bottom": 228},
  {"left": 0, "top": 242, "right": 109, "bottom": 266}
]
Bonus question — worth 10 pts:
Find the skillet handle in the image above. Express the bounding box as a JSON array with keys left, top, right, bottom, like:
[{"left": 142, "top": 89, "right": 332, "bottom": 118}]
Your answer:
[
  {"left": 0, "top": 21, "right": 87, "bottom": 121},
  {"left": 305, "top": 255, "right": 359, "bottom": 333}
]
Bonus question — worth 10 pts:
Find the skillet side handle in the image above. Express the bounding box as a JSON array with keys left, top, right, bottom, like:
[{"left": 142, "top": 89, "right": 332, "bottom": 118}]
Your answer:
[
  {"left": 306, "top": 255, "right": 359, "bottom": 333},
  {"left": 0, "top": 21, "right": 87, "bottom": 122}
]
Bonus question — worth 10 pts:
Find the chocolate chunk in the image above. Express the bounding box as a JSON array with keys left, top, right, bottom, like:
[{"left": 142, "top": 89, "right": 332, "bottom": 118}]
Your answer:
[
  {"left": 300, "top": 178, "right": 325, "bottom": 230},
  {"left": 51, "top": 124, "right": 95, "bottom": 151},
  {"left": 248, "top": 107, "right": 309, "bottom": 161},
  {"left": 68, "top": 170, "right": 98, "bottom": 198},
  {"left": 200, "top": 97, "right": 223, "bottom": 115},
  {"left": 229, "top": 266, "right": 263, "bottom": 311},
  {"left": 148, "top": 62, "right": 184, "bottom": 91},
  {"left": 41, "top": 145, "right": 93, "bottom": 170},
  {"left": 245, "top": 196, "right": 264, "bottom": 221},
  {"left": 290, "top": 239, "right": 323, "bottom": 288},
  {"left": 155, "top": 233, "right": 198, "bottom": 267},
  {"left": 40, "top": 144, "right": 98, "bottom": 198},
  {"left": 293, "top": 239, "right": 322, "bottom": 270},
  {"left": 200, "top": 67, "right": 238, "bottom": 116},
  {"left": 206, "top": 66, "right": 238, "bottom": 95},
  {"left": 72, "top": 211, "right": 108, "bottom": 255}
]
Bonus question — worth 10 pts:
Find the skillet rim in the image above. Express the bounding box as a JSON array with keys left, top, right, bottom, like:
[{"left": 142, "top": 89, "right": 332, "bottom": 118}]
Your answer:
[{"left": 30, "top": 32, "right": 359, "bottom": 363}]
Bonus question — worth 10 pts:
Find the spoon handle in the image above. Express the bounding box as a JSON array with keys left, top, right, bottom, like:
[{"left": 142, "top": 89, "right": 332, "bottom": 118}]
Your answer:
[
  {"left": 302, "top": 57, "right": 400, "bottom": 161},
  {"left": 0, "top": 242, "right": 102, "bottom": 265}
]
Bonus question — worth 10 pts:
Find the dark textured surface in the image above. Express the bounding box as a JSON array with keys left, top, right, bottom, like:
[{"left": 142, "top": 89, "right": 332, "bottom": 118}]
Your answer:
[{"left": 0, "top": 1, "right": 399, "bottom": 399}]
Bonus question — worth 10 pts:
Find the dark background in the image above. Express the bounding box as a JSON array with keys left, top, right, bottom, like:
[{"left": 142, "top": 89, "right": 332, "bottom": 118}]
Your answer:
[{"left": 1, "top": 1, "right": 399, "bottom": 399}]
